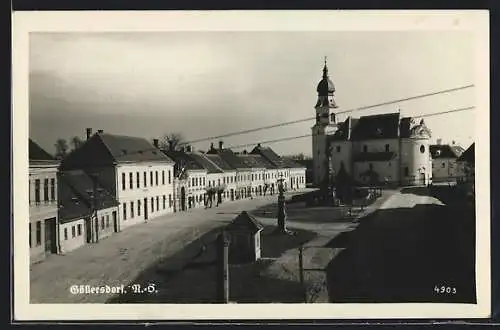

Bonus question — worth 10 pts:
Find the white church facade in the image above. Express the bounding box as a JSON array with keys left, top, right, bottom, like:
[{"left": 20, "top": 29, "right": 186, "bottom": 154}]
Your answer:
[{"left": 311, "top": 60, "right": 433, "bottom": 187}]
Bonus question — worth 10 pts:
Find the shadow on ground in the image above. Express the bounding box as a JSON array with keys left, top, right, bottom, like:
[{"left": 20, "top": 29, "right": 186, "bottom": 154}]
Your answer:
[
  {"left": 326, "top": 188, "right": 476, "bottom": 303},
  {"left": 108, "top": 225, "right": 317, "bottom": 303}
]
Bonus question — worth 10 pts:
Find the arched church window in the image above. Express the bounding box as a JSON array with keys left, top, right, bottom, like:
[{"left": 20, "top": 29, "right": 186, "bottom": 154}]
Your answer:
[{"left": 420, "top": 145, "right": 425, "bottom": 153}]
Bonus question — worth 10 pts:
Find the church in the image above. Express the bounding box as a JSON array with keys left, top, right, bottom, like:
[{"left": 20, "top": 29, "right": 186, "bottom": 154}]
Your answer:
[{"left": 311, "top": 59, "right": 433, "bottom": 187}]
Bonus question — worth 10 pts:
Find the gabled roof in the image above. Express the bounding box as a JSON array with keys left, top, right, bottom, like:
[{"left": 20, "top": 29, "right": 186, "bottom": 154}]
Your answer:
[
  {"left": 188, "top": 153, "right": 224, "bottom": 174},
  {"left": 29, "top": 139, "right": 59, "bottom": 165},
  {"left": 430, "top": 145, "right": 463, "bottom": 159},
  {"left": 225, "top": 211, "right": 264, "bottom": 234},
  {"left": 353, "top": 152, "right": 396, "bottom": 162},
  {"left": 164, "top": 150, "right": 205, "bottom": 170},
  {"left": 58, "top": 169, "right": 119, "bottom": 223},
  {"left": 281, "top": 157, "right": 307, "bottom": 169},
  {"left": 98, "top": 133, "right": 174, "bottom": 163},
  {"left": 351, "top": 113, "right": 400, "bottom": 141},
  {"left": 250, "top": 144, "right": 288, "bottom": 168},
  {"left": 215, "top": 149, "right": 250, "bottom": 169},
  {"left": 457, "top": 143, "right": 474, "bottom": 164},
  {"left": 204, "top": 154, "right": 234, "bottom": 172},
  {"left": 329, "top": 117, "right": 360, "bottom": 142},
  {"left": 238, "top": 154, "right": 275, "bottom": 169},
  {"left": 61, "top": 133, "right": 174, "bottom": 169}
]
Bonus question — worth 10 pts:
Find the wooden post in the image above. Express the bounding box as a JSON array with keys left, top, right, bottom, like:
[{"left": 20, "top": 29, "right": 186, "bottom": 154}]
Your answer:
[
  {"left": 299, "top": 246, "right": 306, "bottom": 302},
  {"left": 216, "top": 232, "right": 229, "bottom": 303}
]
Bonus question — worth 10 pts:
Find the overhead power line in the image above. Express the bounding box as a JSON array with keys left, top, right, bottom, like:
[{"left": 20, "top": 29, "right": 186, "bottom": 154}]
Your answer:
[
  {"left": 227, "top": 106, "right": 475, "bottom": 150},
  {"left": 181, "top": 84, "right": 474, "bottom": 146}
]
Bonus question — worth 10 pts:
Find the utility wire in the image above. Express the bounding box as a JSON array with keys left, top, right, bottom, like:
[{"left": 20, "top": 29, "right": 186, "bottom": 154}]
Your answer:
[
  {"left": 181, "top": 84, "right": 474, "bottom": 146},
  {"left": 227, "top": 106, "right": 475, "bottom": 150}
]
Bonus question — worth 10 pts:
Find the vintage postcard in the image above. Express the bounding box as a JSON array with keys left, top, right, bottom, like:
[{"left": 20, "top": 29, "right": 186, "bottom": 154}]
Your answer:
[{"left": 12, "top": 10, "right": 490, "bottom": 321}]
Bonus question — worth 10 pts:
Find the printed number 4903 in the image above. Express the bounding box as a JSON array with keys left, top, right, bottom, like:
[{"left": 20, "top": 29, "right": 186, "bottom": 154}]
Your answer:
[{"left": 434, "top": 286, "right": 457, "bottom": 294}]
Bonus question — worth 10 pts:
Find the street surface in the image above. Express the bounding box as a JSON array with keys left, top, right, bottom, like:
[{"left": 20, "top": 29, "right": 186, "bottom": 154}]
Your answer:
[{"left": 30, "top": 192, "right": 307, "bottom": 303}]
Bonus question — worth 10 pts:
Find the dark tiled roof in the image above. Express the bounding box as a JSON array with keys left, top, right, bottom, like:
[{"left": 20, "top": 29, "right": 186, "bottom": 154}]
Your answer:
[
  {"left": 281, "top": 157, "right": 307, "bottom": 169},
  {"left": 250, "top": 145, "right": 288, "bottom": 168},
  {"left": 350, "top": 113, "right": 400, "bottom": 141},
  {"left": 451, "top": 146, "right": 465, "bottom": 157},
  {"left": 430, "top": 145, "right": 463, "bottom": 159},
  {"left": 204, "top": 154, "right": 234, "bottom": 172},
  {"left": 188, "top": 153, "right": 224, "bottom": 174},
  {"left": 218, "top": 149, "right": 250, "bottom": 169},
  {"left": 457, "top": 143, "right": 474, "bottom": 164},
  {"left": 353, "top": 152, "right": 396, "bottom": 162},
  {"left": 164, "top": 150, "right": 205, "bottom": 170},
  {"left": 29, "top": 139, "right": 59, "bottom": 165},
  {"left": 238, "top": 154, "right": 275, "bottom": 169},
  {"left": 98, "top": 133, "right": 174, "bottom": 163},
  {"left": 225, "top": 211, "right": 263, "bottom": 234},
  {"left": 58, "top": 170, "right": 119, "bottom": 223},
  {"left": 329, "top": 117, "right": 360, "bottom": 141}
]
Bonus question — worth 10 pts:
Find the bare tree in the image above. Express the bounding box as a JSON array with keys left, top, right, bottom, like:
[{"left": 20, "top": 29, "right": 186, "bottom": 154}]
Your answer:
[
  {"left": 159, "top": 132, "right": 185, "bottom": 151},
  {"left": 54, "top": 138, "right": 69, "bottom": 159},
  {"left": 70, "top": 136, "right": 84, "bottom": 151}
]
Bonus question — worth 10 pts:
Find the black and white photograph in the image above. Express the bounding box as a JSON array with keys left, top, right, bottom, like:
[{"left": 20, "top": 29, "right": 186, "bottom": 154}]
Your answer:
[{"left": 13, "top": 10, "right": 490, "bottom": 320}]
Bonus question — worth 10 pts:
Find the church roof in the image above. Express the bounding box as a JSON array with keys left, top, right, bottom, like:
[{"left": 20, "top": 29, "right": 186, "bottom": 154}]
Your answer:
[
  {"left": 350, "top": 113, "right": 401, "bottom": 140},
  {"left": 316, "top": 63, "right": 335, "bottom": 96}
]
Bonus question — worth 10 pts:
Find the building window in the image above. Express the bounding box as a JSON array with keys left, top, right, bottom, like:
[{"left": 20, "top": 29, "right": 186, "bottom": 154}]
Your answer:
[
  {"left": 150, "top": 172, "right": 153, "bottom": 186},
  {"left": 168, "top": 170, "right": 171, "bottom": 184},
  {"left": 369, "top": 163, "right": 373, "bottom": 170},
  {"left": 203, "top": 177, "right": 206, "bottom": 186},
  {"left": 192, "top": 178, "right": 196, "bottom": 187},
  {"left": 131, "top": 201, "right": 134, "bottom": 218},
  {"left": 420, "top": 145, "right": 426, "bottom": 153},
  {"left": 169, "top": 194, "right": 172, "bottom": 208},
  {"left": 442, "top": 162, "right": 446, "bottom": 168},
  {"left": 106, "top": 215, "right": 110, "bottom": 228},
  {"left": 151, "top": 197, "right": 154, "bottom": 212},
  {"left": 72, "top": 225, "right": 76, "bottom": 238},
  {"left": 144, "top": 172, "right": 147, "bottom": 187},
  {"left": 155, "top": 171, "right": 159, "bottom": 186},
  {"left": 404, "top": 167, "right": 409, "bottom": 177},
  {"left": 163, "top": 195, "right": 166, "bottom": 209},
  {"left": 129, "top": 173, "right": 133, "bottom": 189},
  {"left": 156, "top": 196, "right": 159, "bottom": 210},
  {"left": 50, "top": 178, "right": 56, "bottom": 201},
  {"left": 162, "top": 170, "right": 165, "bottom": 185},
  {"left": 101, "top": 216, "right": 105, "bottom": 230},
  {"left": 363, "top": 145, "right": 368, "bottom": 153},
  {"left": 137, "top": 200, "right": 141, "bottom": 216},
  {"left": 43, "top": 179, "right": 49, "bottom": 202},
  {"left": 123, "top": 203, "right": 127, "bottom": 220},
  {"left": 35, "top": 179, "right": 40, "bottom": 204},
  {"left": 388, "top": 162, "right": 391, "bottom": 167},
  {"left": 122, "top": 173, "right": 126, "bottom": 190},
  {"left": 137, "top": 172, "right": 140, "bottom": 188},
  {"left": 29, "top": 223, "right": 31, "bottom": 248},
  {"left": 385, "top": 144, "right": 390, "bottom": 152},
  {"left": 64, "top": 227, "right": 68, "bottom": 240},
  {"left": 36, "top": 221, "right": 41, "bottom": 245}
]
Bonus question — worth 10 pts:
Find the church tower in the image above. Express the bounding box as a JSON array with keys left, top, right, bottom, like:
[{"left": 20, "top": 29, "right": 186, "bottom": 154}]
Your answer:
[{"left": 311, "top": 58, "right": 339, "bottom": 187}]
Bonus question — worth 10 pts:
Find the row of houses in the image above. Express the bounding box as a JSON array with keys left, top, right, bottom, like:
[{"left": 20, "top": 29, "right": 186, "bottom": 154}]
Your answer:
[{"left": 29, "top": 130, "right": 306, "bottom": 264}]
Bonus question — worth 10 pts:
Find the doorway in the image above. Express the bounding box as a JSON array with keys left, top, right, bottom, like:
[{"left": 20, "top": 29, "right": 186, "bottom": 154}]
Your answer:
[
  {"left": 113, "top": 211, "right": 118, "bottom": 232},
  {"left": 44, "top": 217, "right": 57, "bottom": 254},
  {"left": 144, "top": 198, "right": 149, "bottom": 220},
  {"left": 181, "top": 187, "right": 186, "bottom": 211},
  {"left": 420, "top": 173, "right": 426, "bottom": 185},
  {"left": 94, "top": 215, "right": 99, "bottom": 242}
]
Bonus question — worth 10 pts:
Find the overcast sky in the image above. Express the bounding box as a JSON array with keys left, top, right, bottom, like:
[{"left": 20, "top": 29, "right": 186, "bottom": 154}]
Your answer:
[{"left": 29, "top": 31, "right": 476, "bottom": 156}]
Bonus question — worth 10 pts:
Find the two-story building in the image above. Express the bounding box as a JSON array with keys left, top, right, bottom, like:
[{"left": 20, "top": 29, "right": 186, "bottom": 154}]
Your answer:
[
  {"left": 205, "top": 141, "right": 238, "bottom": 202},
  {"left": 250, "top": 143, "right": 290, "bottom": 191},
  {"left": 60, "top": 129, "right": 175, "bottom": 231},
  {"left": 237, "top": 153, "right": 269, "bottom": 197},
  {"left": 58, "top": 169, "right": 119, "bottom": 253},
  {"left": 430, "top": 144, "right": 465, "bottom": 183},
  {"left": 188, "top": 152, "right": 227, "bottom": 207},
  {"left": 282, "top": 157, "right": 307, "bottom": 190},
  {"left": 165, "top": 146, "right": 208, "bottom": 211},
  {"left": 29, "top": 139, "right": 60, "bottom": 264}
]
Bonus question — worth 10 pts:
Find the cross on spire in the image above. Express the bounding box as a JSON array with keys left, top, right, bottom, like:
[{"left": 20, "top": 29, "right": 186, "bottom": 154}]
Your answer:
[{"left": 322, "top": 56, "right": 329, "bottom": 79}]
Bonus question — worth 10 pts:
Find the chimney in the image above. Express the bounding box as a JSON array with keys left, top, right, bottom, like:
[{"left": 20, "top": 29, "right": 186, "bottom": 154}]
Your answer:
[
  {"left": 452, "top": 140, "right": 456, "bottom": 145},
  {"left": 437, "top": 138, "right": 442, "bottom": 145},
  {"left": 168, "top": 140, "right": 174, "bottom": 151},
  {"left": 219, "top": 140, "right": 224, "bottom": 151},
  {"left": 186, "top": 145, "right": 192, "bottom": 153},
  {"left": 210, "top": 142, "right": 215, "bottom": 151},
  {"left": 153, "top": 139, "right": 159, "bottom": 148},
  {"left": 257, "top": 143, "right": 261, "bottom": 148},
  {"left": 97, "top": 129, "right": 104, "bottom": 134},
  {"left": 86, "top": 128, "right": 92, "bottom": 140}
]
